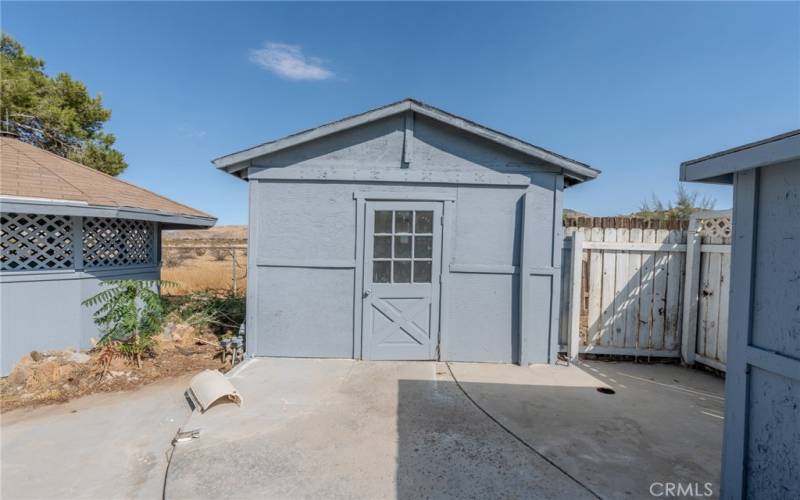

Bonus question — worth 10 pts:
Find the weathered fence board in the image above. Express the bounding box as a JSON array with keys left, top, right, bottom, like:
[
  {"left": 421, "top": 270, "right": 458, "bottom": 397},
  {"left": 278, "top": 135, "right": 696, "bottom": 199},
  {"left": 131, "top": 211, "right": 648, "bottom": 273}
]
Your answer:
[
  {"left": 587, "top": 227, "right": 604, "bottom": 346},
  {"left": 560, "top": 213, "right": 731, "bottom": 369}
]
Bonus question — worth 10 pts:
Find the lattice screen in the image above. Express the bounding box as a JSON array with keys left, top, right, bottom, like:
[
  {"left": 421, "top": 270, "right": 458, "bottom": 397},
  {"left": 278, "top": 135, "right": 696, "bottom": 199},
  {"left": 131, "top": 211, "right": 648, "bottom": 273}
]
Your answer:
[
  {"left": 1, "top": 213, "right": 74, "bottom": 271},
  {"left": 698, "top": 216, "right": 732, "bottom": 240},
  {"left": 83, "top": 218, "right": 154, "bottom": 268}
]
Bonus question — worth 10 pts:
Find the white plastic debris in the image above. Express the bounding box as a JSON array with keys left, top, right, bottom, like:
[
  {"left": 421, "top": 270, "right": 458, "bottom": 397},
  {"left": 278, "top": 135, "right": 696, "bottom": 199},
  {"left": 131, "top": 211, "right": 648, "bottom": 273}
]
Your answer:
[{"left": 188, "top": 369, "right": 242, "bottom": 412}]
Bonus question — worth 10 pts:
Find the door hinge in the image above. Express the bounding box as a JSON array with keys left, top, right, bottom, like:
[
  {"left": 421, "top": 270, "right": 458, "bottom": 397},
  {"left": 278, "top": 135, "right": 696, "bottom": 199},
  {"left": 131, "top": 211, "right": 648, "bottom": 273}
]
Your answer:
[{"left": 440, "top": 215, "right": 444, "bottom": 226}]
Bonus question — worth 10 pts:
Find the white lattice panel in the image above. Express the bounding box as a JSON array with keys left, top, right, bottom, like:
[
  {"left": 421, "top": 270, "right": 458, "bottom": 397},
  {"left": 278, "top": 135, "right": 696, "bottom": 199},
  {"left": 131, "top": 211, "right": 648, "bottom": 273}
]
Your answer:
[
  {"left": 1, "top": 213, "right": 74, "bottom": 271},
  {"left": 698, "top": 216, "right": 732, "bottom": 239},
  {"left": 83, "top": 218, "right": 154, "bottom": 268}
]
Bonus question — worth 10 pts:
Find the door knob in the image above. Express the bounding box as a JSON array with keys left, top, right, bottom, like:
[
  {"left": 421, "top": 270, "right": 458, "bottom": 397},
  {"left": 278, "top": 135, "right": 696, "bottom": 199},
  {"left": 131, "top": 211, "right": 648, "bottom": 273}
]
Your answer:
[{"left": 363, "top": 289, "right": 372, "bottom": 298}]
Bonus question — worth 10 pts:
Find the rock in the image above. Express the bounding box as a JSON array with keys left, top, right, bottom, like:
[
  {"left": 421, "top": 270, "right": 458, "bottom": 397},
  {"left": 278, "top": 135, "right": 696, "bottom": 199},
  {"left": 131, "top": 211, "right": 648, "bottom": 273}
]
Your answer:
[
  {"left": 107, "top": 357, "right": 129, "bottom": 372},
  {"left": 30, "top": 351, "right": 43, "bottom": 362},
  {"left": 171, "top": 324, "right": 198, "bottom": 346},
  {"left": 7, "top": 359, "right": 32, "bottom": 385},
  {"left": 162, "top": 322, "right": 176, "bottom": 340},
  {"left": 36, "top": 360, "right": 61, "bottom": 383},
  {"left": 66, "top": 352, "right": 91, "bottom": 364},
  {"left": 21, "top": 360, "right": 61, "bottom": 390}
]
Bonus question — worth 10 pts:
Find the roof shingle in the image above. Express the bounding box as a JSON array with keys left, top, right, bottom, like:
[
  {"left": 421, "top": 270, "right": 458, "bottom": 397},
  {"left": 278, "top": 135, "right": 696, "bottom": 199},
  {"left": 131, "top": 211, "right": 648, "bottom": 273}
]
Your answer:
[{"left": 0, "top": 137, "right": 211, "bottom": 219}]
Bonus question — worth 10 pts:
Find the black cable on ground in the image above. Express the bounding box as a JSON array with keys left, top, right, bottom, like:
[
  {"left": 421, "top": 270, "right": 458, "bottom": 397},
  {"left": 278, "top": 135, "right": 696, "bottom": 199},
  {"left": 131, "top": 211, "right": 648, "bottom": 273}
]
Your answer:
[
  {"left": 444, "top": 362, "right": 604, "bottom": 500},
  {"left": 162, "top": 437, "right": 177, "bottom": 500}
]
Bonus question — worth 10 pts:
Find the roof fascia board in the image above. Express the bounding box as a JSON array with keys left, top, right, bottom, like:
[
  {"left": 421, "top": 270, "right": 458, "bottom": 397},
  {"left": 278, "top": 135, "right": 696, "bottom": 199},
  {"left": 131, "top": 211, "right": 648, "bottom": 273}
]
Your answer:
[
  {"left": 213, "top": 100, "right": 599, "bottom": 182},
  {"left": 213, "top": 101, "right": 411, "bottom": 169},
  {"left": 680, "top": 131, "right": 800, "bottom": 183},
  {"left": 0, "top": 198, "right": 216, "bottom": 227}
]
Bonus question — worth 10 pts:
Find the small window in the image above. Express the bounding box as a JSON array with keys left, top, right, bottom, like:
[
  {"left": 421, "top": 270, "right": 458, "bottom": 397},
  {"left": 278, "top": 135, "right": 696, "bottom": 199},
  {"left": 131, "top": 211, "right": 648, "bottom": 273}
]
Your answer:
[
  {"left": 413, "top": 261, "right": 432, "bottom": 283},
  {"left": 394, "top": 235, "right": 412, "bottom": 258},
  {"left": 415, "top": 211, "right": 433, "bottom": 233},
  {"left": 372, "top": 209, "right": 434, "bottom": 284},
  {"left": 375, "top": 211, "right": 393, "bottom": 234},
  {"left": 373, "top": 261, "right": 391, "bottom": 283},
  {"left": 373, "top": 236, "right": 391, "bottom": 258},
  {"left": 393, "top": 261, "right": 411, "bottom": 283},
  {"left": 414, "top": 236, "right": 432, "bottom": 259},
  {"left": 395, "top": 211, "right": 412, "bottom": 233}
]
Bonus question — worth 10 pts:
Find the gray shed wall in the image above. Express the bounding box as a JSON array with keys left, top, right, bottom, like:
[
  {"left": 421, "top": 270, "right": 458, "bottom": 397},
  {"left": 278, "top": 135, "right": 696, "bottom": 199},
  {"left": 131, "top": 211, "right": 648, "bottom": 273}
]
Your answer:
[
  {"left": 722, "top": 159, "right": 800, "bottom": 499},
  {"left": 244, "top": 111, "right": 566, "bottom": 364},
  {"left": 247, "top": 178, "right": 562, "bottom": 364}
]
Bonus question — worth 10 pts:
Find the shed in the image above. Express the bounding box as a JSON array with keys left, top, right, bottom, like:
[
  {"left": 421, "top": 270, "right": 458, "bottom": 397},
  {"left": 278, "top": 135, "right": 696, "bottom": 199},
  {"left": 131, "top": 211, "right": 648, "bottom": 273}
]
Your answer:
[
  {"left": 0, "top": 136, "right": 216, "bottom": 375},
  {"left": 681, "top": 130, "right": 800, "bottom": 499},
  {"left": 215, "top": 99, "right": 599, "bottom": 364}
]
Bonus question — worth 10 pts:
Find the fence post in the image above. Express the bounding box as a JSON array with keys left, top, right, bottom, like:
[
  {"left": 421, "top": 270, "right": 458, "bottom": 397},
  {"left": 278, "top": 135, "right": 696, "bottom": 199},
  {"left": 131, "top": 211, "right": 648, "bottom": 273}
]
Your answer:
[
  {"left": 568, "top": 231, "right": 584, "bottom": 363},
  {"left": 681, "top": 216, "right": 702, "bottom": 365},
  {"left": 231, "top": 247, "right": 237, "bottom": 296}
]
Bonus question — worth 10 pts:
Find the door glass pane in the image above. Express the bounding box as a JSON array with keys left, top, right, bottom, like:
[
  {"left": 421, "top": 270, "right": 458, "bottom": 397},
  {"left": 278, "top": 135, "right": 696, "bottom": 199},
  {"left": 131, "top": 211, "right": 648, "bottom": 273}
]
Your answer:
[
  {"left": 413, "top": 261, "right": 432, "bottom": 283},
  {"left": 414, "top": 236, "right": 432, "bottom": 258},
  {"left": 393, "top": 261, "right": 411, "bottom": 283},
  {"left": 375, "top": 211, "right": 392, "bottom": 233},
  {"left": 415, "top": 211, "right": 433, "bottom": 233},
  {"left": 373, "top": 236, "right": 391, "bottom": 258},
  {"left": 395, "top": 211, "right": 412, "bottom": 233},
  {"left": 373, "top": 261, "right": 391, "bottom": 283},
  {"left": 394, "top": 235, "right": 411, "bottom": 258}
]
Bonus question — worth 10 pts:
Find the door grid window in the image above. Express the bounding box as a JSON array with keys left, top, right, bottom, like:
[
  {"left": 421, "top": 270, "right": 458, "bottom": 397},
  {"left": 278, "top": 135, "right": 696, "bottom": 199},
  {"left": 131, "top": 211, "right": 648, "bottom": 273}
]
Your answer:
[{"left": 373, "top": 210, "right": 433, "bottom": 284}]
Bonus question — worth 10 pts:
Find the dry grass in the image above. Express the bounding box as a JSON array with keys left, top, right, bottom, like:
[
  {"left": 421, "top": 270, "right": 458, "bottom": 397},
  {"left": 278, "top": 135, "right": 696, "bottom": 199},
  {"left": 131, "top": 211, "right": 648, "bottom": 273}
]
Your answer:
[{"left": 161, "top": 250, "right": 247, "bottom": 295}]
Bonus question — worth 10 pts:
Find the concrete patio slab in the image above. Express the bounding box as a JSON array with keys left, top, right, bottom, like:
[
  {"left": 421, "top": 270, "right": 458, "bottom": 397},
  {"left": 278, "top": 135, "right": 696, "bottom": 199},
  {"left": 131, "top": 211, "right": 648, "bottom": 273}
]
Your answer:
[
  {"left": 165, "top": 358, "right": 724, "bottom": 499},
  {"left": 165, "top": 359, "right": 596, "bottom": 499},
  {"left": 1, "top": 376, "right": 192, "bottom": 500},
  {"left": 449, "top": 360, "right": 725, "bottom": 498}
]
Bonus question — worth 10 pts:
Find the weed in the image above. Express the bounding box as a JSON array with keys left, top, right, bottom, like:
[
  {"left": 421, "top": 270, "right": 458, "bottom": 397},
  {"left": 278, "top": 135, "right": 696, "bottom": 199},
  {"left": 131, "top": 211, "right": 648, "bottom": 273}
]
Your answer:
[{"left": 83, "top": 280, "right": 174, "bottom": 368}]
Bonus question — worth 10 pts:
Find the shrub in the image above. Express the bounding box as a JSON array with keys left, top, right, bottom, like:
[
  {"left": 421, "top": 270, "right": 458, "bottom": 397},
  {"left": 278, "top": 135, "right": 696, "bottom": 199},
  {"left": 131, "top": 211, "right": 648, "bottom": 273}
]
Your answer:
[
  {"left": 82, "top": 279, "right": 173, "bottom": 367},
  {"left": 164, "top": 249, "right": 189, "bottom": 267},
  {"left": 165, "top": 291, "right": 245, "bottom": 336},
  {"left": 211, "top": 248, "right": 229, "bottom": 261}
]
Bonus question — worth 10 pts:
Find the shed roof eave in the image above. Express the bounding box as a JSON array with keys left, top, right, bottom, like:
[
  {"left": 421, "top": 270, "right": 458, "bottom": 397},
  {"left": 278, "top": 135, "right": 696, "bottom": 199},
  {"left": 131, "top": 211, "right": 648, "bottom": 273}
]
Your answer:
[
  {"left": 212, "top": 99, "right": 600, "bottom": 183},
  {"left": 680, "top": 129, "right": 800, "bottom": 184},
  {"left": 0, "top": 196, "right": 217, "bottom": 228}
]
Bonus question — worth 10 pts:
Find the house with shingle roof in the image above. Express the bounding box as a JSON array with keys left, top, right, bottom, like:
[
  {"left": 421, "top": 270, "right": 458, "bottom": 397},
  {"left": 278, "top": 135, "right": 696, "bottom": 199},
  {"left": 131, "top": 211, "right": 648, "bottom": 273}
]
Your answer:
[{"left": 0, "top": 135, "right": 215, "bottom": 375}]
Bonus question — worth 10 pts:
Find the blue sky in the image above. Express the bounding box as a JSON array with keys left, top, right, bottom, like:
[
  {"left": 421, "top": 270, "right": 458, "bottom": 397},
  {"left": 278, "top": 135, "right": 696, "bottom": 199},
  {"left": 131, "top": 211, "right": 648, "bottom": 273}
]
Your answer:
[{"left": 4, "top": 2, "right": 799, "bottom": 224}]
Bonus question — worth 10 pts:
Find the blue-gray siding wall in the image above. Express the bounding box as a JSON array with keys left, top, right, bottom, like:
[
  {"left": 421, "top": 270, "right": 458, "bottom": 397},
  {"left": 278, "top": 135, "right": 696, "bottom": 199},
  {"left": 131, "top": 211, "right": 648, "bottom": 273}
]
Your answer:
[
  {"left": 244, "top": 113, "right": 565, "bottom": 364},
  {"left": 248, "top": 177, "right": 562, "bottom": 364},
  {"left": 722, "top": 159, "right": 800, "bottom": 499},
  {"left": 0, "top": 265, "right": 160, "bottom": 375}
]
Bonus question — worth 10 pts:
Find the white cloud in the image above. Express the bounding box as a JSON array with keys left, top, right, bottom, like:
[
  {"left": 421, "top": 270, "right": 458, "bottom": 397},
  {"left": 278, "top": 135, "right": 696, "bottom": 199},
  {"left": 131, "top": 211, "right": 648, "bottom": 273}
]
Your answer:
[
  {"left": 176, "top": 124, "right": 207, "bottom": 139},
  {"left": 249, "top": 42, "right": 334, "bottom": 81}
]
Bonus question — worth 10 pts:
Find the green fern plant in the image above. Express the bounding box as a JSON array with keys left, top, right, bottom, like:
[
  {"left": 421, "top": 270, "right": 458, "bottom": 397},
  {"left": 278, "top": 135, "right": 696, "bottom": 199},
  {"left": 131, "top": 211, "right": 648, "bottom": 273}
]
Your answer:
[{"left": 82, "top": 279, "right": 173, "bottom": 367}]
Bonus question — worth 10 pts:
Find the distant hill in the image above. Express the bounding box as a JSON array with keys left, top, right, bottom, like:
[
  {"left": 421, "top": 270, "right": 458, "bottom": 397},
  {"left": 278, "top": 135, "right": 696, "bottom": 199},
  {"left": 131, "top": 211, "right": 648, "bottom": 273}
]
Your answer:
[
  {"left": 564, "top": 208, "right": 592, "bottom": 218},
  {"left": 164, "top": 225, "right": 247, "bottom": 241}
]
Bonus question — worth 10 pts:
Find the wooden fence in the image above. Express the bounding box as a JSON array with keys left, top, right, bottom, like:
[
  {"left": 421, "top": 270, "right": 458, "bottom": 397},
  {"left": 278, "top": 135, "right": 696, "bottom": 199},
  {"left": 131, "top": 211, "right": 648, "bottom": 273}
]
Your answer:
[{"left": 559, "top": 212, "right": 732, "bottom": 371}]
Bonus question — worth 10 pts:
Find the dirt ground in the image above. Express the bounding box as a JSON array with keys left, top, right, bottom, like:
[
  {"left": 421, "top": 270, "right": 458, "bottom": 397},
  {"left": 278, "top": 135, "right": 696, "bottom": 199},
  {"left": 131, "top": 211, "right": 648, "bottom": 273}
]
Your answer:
[{"left": 0, "top": 324, "right": 225, "bottom": 413}]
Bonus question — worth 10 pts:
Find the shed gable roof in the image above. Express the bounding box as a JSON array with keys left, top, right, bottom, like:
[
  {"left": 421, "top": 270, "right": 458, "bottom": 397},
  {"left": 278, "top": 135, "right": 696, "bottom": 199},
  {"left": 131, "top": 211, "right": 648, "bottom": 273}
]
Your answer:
[
  {"left": 1, "top": 136, "right": 215, "bottom": 225},
  {"left": 213, "top": 99, "right": 600, "bottom": 184}
]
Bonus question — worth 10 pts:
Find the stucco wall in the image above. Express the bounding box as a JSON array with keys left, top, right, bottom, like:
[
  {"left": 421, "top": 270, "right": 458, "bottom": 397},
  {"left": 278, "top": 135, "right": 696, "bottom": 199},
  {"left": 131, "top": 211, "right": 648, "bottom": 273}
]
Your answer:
[
  {"left": 244, "top": 111, "right": 566, "bottom": 364},
  {"left": 0, "top": 266, "right": 160, "bottom": 375},
  {"left": 743, "top": 160, "right": 800, "bottom": 497},
  {"left": 249, "top": 176, "right": 562, "bottom": 364}
]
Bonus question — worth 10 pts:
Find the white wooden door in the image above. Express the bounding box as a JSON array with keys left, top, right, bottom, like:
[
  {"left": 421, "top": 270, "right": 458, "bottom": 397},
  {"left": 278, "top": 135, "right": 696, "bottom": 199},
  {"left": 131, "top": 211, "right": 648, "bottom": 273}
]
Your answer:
[{"left": 362, "top": 202, "right": 443, "bottom": 360}]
